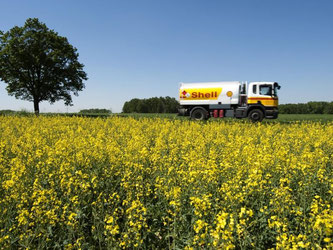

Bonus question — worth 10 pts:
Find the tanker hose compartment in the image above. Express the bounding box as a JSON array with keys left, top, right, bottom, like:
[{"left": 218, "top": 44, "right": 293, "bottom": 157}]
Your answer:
[{"left": 178, "top": 107, "right": 187, "bottom": 116}]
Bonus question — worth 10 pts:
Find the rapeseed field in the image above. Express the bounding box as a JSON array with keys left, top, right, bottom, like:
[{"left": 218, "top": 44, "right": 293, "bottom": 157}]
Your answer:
[{"left": 0, "top": 116, "right": 332, "bottom": 249}]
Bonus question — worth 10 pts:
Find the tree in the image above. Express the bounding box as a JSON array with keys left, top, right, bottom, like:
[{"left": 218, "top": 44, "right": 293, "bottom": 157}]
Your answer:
[
  {"left": 0, "top": 18, "right": 87, "bottom": 114},
  {"left": 122, "top": 101, "right": 131, "bottom": 113}
]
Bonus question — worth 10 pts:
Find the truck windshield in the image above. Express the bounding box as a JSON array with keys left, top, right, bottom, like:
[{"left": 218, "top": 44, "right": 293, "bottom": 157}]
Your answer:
[{"left": 259, "top": 85, "right": 272, "bottom": 96}]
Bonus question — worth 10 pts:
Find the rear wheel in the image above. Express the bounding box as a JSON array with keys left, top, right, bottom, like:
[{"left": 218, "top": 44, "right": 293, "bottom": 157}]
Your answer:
[
  {"left": 248, "top": 109, "right": 264, "bottom": 122},
  {"left": 191, "top": 108, "right": 208, "bottom": 120}
]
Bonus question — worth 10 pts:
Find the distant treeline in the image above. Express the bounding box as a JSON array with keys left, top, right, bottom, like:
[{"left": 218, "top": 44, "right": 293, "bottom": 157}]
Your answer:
[
  {"left": 2, "top": 101, "right": 333, "bottom": 115},
  {"left": 0, "top": 109, "right": 30, "bottom": 115},
  {"left": 79, "top": 108, "right": 112, "bottom": 114},
  {"left": 0, "top": 109, "right": 112, "bottom": 116},
  {"left": 122, "top": 97, "right": 179, "bottom": 113},
  {"left": 279, "top": 101, "right": 333, "bottom": 114}
]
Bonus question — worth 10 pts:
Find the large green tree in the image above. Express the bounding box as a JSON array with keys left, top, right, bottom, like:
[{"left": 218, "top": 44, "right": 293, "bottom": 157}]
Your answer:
[{"left": 0, "top": 18, "right": 87, "bottom": 114}]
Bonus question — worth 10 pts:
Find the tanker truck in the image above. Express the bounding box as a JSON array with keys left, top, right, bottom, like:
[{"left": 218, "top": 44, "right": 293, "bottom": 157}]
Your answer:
[{"left": 178, "top": 81, "right": 281, "bottom": 122}]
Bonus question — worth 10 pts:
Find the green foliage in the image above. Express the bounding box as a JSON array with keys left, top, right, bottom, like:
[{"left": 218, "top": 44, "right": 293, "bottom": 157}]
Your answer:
[
  {"left": 0, "top": 109, "right": 16, "bottom": 115},
  {"left": 279, "top": 101, "right": 333, "bottom": 114},
  {"left": 79, "top": 108, "right": 112, "bottom": 114},
  {"left": 0, "top": 109, "right": 33, "bottom": 116},
  {"left": 116, "top": 113, "right": 333, "bottom": 123},
  {"left": 0, "top": 18, "right": 88, "bottom": 114},
  {"left": 122, "top": 96, "right": 179, "bottom": 113}
]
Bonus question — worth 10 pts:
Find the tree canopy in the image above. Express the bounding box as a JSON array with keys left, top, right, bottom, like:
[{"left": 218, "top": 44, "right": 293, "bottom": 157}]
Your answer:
[
  {"left": 0, "top": 18, "right": 87, "bottom": 114},
  {"left": 122, "top": 96, "right": 179, "bottom": 113}
]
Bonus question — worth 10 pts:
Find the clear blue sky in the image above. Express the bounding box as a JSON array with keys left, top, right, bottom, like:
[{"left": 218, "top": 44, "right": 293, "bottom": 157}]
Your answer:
[{"left": 0, "top": 0, "right": 332, "bottom": 112}]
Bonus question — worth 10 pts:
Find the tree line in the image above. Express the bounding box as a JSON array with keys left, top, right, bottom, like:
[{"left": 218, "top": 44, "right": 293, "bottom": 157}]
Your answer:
[
  {"left": 279, "top": 101, "right": 333, "bottom": 114},
  {"left": 79, "top": 108, "right": 112, "bottom": 114},
  {"left": 122, "top": 97, "right": 179, "bottom": 113}
]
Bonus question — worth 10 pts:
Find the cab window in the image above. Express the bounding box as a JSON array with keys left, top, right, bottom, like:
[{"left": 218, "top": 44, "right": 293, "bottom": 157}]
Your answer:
[
  {"left": 259, "top": 85, "right": 272, "bottom": 96},
  {"left": 252, "top": 85, "right": 257, "bottom": 94}
]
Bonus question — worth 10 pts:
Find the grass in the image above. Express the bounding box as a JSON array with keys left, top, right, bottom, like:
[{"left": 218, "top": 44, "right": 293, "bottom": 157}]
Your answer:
[
  {"left": 1, "top": 110, "right": 333, "bottom": 122},
  {"left": 275, "top": 114, "right": 333, "bottom": 122},
  {"left": 116, "top": 113, "right": 333, "bottom": 122}
]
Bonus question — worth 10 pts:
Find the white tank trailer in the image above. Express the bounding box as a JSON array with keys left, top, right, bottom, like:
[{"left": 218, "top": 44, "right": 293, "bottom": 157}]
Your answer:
[{"left": 178, "top": 81, "right": 281, "bottom": 122}]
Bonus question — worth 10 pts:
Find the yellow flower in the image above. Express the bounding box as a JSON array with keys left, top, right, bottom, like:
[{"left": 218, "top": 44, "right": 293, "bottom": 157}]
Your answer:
[{"left": 0, "top": 116, "right": 332, "bottom": 249}]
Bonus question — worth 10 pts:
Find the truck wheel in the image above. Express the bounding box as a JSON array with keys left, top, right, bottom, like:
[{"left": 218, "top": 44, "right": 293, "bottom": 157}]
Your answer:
[
  {"left": 248, "top": 109, "right": 264, "bottom": 122},
  {"left": 191, "top": 108, "right": 207, "bottom": 120}
]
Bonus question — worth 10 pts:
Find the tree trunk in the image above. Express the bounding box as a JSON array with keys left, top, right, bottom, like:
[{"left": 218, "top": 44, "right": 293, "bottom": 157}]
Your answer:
[{"left": 34, "top": 99, "right": 40, "bottom": 115}]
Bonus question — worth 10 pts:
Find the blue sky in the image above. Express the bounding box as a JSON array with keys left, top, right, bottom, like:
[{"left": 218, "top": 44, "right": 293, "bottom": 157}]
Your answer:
[{"left": 0, "top": 0, "right": 332, "bottom": 112}]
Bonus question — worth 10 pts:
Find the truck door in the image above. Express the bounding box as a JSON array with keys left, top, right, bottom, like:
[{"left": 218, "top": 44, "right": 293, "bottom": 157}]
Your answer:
[{"left": 248, "top": 83, "right": 277, "bottom": 107}]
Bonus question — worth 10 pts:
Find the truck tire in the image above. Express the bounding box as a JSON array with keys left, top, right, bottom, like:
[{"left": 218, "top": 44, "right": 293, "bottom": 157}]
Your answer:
[
  {"left": 248, "top": 109, "right": 264, "bottom": 122},
  {"left": 191, "top": 108, "right": 208, "bottom": 120}
]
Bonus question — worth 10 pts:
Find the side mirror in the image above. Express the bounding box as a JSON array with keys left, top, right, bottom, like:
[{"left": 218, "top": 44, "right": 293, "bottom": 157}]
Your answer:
[{"left": 274, "top": 82, "right": 281, "bottom": 90}]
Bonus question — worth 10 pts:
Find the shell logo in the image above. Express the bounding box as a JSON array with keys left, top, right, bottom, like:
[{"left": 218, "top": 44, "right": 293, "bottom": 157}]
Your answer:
[
  {"left": 181, "top": 90, "right": 191, "bottom": 98},
  {"left": 227, "top": 91, "right": 233, "bottom": 97},
  {"left": 180, "top": 87, "right": 222, "bottom": 100}
]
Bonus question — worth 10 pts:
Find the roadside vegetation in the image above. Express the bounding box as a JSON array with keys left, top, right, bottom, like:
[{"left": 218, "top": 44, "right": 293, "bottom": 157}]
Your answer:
[{"left": 1, "top": 110, "right": 333, "bottom": 122}]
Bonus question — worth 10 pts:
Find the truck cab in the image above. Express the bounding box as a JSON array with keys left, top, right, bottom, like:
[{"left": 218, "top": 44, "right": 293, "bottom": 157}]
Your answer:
[{"left": 245, "top": 82, "right": 280, "bottom": 120}]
